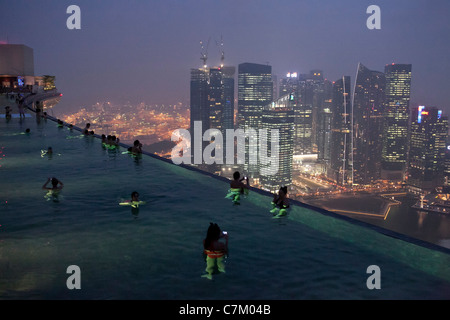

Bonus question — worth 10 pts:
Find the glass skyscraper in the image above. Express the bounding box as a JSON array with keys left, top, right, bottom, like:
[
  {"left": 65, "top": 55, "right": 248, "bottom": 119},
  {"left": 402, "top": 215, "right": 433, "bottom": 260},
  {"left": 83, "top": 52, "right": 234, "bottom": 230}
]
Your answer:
[
  {"left": 260, "top": 94, "right": 295, "bottom": 193},
  {"left": 237, "top": 63, "right": 273, "bottom": 180},
  {"left": 330, "top": 76, "right": 352, "bottom": 185},
  {"left": 352, "top": 63, "right": 386, "bottom": 185},
  {"left": 381, "top": 63, "right": 412, "bottom": 181},
  {"left": 190, "top": 65, "right": 235, "bottom": 169},
  {"left": 190, "top": 67, "right": 210, "bottom": 143}
]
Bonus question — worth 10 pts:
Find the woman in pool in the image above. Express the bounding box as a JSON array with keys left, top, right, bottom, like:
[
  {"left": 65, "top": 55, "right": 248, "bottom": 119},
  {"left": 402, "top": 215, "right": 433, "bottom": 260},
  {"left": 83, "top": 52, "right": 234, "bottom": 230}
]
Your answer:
[{"left": 202, "top": 223, "right": 228, "bottom": 280}]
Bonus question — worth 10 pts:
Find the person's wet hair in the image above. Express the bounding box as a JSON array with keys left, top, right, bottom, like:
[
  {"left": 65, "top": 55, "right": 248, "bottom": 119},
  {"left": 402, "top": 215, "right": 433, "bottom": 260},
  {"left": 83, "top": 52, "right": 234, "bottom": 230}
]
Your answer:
[
  {"left": 51, "top": 178, "right": 58, "bottom": 188},
  {"left": 204, "top": 223, "right": 221, "bottom": 249},
  {"left": 233, "top": 171, "right": 240, "bottom": 180}
]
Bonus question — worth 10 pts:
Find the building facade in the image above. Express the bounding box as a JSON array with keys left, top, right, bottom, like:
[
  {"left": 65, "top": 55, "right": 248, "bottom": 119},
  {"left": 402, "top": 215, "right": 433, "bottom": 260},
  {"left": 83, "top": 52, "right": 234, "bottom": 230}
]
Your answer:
[
  {"left": 260, "top": 94, "right": 295, "bottom": 193},
  {"left": 352, "top": 63, "right": 386, "bottom": 185},
  {"left": 237, "top": 63, "right": 273, "bottom": 180},
  {"left": 408, "top": 106, "right": 448, "bottom": 192},
  {"left": 330, "top": 76, "right": 352, "bottom": 185},
  {"left": 381, "top": 63, "right": 412, "bottom": 181}
]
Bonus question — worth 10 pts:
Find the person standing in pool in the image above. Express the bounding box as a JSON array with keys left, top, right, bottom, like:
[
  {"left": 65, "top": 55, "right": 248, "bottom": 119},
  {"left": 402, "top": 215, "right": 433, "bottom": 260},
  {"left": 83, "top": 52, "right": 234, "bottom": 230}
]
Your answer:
[
  {"left": 131, "top": 139, "right": 143, "bottom": 154},
  {"left": 225, "top": 171, "right": 249, "bottom": 204},
  {"left": 5, "top": 106, "right": 12, "bottom": 119},
  {"left": 42, "top": 177, "right": 64, "bottom": 201},
  {"left": 83, "top": 123, "right": 91, "bottom": 134},
  {"left": 18, "top": 98, "right": 25, "bottom": 118},
  {"left": 202, "top": 223, "right": 228, "bottom": 280},
  {"left": 42, "top": 177, "right": 64, "bottom": 191},
  {"left": 270, "top": 186, "right": 290, "bottom": 218}
]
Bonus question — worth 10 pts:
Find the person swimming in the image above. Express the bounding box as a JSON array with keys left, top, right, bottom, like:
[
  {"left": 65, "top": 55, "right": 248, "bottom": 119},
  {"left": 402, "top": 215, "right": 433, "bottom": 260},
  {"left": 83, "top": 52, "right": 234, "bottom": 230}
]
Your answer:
[
  {"left": 225, "top": 171, "right": 249, "bottom": 205},
  {"left": 202, "top": 223, "right": 228, "bottom": 280},
  {"left": 119, "top": 191, "right": 145, "bottom": 208},
  {"left": 41, "top": 147, "right": 54, "bottom": 157}
]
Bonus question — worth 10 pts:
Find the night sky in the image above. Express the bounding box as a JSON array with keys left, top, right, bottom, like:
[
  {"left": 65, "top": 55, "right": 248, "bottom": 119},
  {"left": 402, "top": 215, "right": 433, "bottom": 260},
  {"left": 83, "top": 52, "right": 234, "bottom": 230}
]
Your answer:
[{"left": 1, "top": 0, "right": 449, "bottom": 115}]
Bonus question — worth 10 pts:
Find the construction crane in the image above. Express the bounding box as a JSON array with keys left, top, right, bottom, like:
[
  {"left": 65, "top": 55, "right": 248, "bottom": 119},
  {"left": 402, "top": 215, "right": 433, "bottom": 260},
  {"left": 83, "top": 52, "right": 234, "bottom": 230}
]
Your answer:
[
  {"left": 217, "top": 35, "right": 225, "bottom": 68},
  {"left": 200, "top": 38, "right": 210, "bottom": 68}
]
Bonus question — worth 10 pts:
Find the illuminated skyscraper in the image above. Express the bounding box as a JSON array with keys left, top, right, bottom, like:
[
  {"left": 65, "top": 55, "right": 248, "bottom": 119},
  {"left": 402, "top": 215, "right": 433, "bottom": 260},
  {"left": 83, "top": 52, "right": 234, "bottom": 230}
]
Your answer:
[
  {"left": 237, "top": 63, "right": 273, "bottom": 180},
  {"left": 330, "top": 76, "right": 352, "bottom": 185},
  {"left": 408, "top": 106, "right": 448, "bottom": 192},
  {"left": 190, "top": 67, "right": 209, "bottom": 138},
  {"left": 190, "top": 65, "right": 235, "bottom": 169},
  {"left": 352, "top": 63, "right": 386, "bottom": 185},
  {"left": 317, "top": 106, "right": 332, "bottom": 164},
  {"left": 208, "top": 67, "right": 224, "bottom": 132},
  {"left": 381, "top": 63, "right": 412, "bottom": 181},
  {"left": 279, "top": 71, "right": 328, "bottom": 156},
  {"left": 260, "top": 94, "right": 295, "bottom": 193},
  {"left": 221, "top": 66, "right": 235, "bottom": 133}
]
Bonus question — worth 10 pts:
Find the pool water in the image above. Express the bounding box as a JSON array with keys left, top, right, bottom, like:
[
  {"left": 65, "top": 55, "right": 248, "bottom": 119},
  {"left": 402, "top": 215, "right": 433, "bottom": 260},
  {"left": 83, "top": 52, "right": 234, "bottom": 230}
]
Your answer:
[{"left": 1, "top": 114, "right": 450, "bottom": 300}]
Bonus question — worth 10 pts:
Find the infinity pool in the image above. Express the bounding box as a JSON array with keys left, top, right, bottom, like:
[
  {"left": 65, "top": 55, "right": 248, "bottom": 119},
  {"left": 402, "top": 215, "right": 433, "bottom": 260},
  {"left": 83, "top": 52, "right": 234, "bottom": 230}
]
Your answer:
[{"left": 1, "top": 113, "right": 450, "bottom": 299}]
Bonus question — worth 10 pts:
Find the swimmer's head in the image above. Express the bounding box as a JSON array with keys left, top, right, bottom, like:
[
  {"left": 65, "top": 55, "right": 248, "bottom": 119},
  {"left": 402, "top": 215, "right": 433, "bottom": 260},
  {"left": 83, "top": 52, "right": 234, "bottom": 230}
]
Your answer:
[
  {"left": 131, "top": 191, "right": 139, "bottom": 200},
  {"left": 51, "top": 177, "right": 59, "bottom": 187},
  {"left": 233, "top": 171, "right": 240, "bottom": 180},
  {"left": 279, "top": 186, "right": 288, "bottom": 195},
  {"left": 25, "top": 128, "right": 30, "bottom": 133},
  {"left": 134, "top": 140, "right": 140, "bottom": 146},
  {"left": 48, "top": 147, "right": 53, "bottom": 153}
]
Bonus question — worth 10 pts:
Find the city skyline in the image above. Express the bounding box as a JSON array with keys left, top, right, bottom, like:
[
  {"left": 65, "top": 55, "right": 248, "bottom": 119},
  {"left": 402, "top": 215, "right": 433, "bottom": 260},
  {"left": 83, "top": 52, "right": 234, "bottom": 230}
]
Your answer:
[{"left": 1, "top": 0, "right": 450, "bottom": 115}]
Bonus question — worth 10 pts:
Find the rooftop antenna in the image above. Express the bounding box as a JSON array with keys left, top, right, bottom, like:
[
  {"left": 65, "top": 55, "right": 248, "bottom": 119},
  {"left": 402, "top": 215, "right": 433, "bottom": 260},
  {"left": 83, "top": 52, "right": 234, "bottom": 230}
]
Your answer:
[{"left": 200, "top": 38, "right": 210, "bottom": 68}]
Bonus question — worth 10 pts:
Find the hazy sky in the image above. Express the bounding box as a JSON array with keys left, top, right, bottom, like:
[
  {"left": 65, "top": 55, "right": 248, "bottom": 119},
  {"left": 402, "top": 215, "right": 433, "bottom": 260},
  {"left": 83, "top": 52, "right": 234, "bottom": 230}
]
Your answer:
[{"left": 1, "top": 0, "right": 450, "bottom": 114}]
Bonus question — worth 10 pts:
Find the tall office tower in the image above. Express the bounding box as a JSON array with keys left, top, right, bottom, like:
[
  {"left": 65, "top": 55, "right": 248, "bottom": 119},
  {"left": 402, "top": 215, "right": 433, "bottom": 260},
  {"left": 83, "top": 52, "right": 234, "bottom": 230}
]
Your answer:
[
  {"left": 317, "top": 106, "right": 333, "bottom": 164},
  {"left": 330, "top": 76, "right": 352, "bottom": 185},
  {"left": 352, "top": 63, "right": 386, "bottom": 185},
  {"left": 260, "top": 94, "right": 295, "bottom": 193},
  {"left": 316, "top": 79, "right": 333, "bottom": 162},
  {"left": 221, "top": 66, "right": 235, "bottom": 133},
  {"left": 190, "top": 65, "right": 235, "bottom": 168},
  {"left": 208, "top": 67, "right": 224, "bottom": 133},
  {"left": 292, "top": 96, "right": 313, "bottom": 156},
  {"left": 279, "top": 71, "right": 325, "bottom": 156},
  {"left": 190, "top": 67, "right": 210, "bottom": 141},
  {"left": 237, "top": 63, "right": 273, "bottom": 180},
  {"left": 381, "top": 63, "right": 412, "bottom": 181},
  {"left": 408, "top": 106, "right": 448, "bottom": 192}
]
